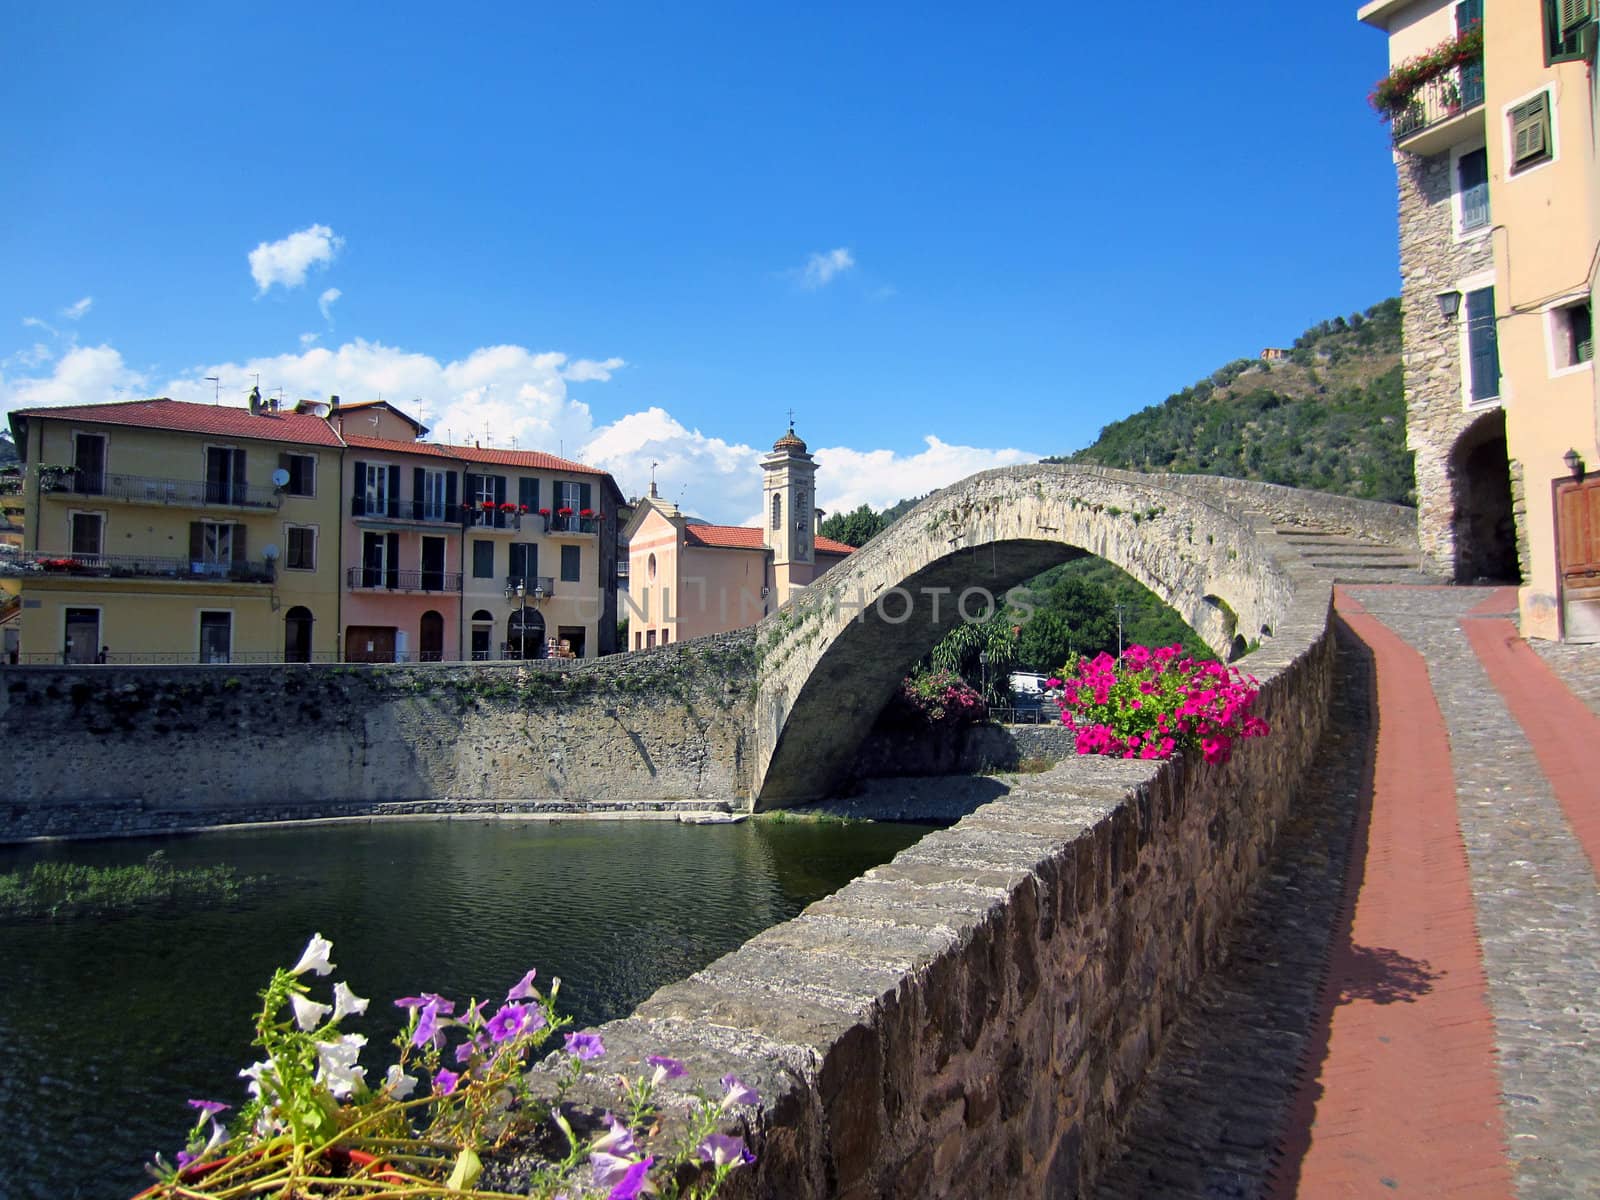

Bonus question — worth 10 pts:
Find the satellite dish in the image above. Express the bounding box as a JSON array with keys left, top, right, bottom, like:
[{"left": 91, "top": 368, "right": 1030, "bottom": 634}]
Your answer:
[
  {"left": 271, "top": 467, "right": 291, "bottom": 488},
  {"left": 263, "top": 544, "right": 280, "bottom": 561}
]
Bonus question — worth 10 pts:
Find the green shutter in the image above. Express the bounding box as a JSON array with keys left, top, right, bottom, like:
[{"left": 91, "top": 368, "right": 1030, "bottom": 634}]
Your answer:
[
  {"left": 579, "top": 482, "right": 592, "bottom": 512},
  {"left": 1511, "top": 95, "right": 1549, "bottom": 168},
  {"left": 232, "top": 523, "right": 247, "bottom": 564},
  {"left": 352, "top": 461, "right": 367, "bottom": 514},
  {"left": 1561, "top": 0, "right": 1592, "bottom": 36}
]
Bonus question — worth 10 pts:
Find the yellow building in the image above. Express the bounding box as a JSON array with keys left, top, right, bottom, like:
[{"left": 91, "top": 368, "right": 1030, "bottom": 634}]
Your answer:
[
  {"left": 622, "top": 427, "right": 855, "bottom": 648},
  {"left": 5, "top": 397, "right": 345, "bottom": 663},
  {"left": 1360, "top": 0, "right": 1599, "bottom": 639}
]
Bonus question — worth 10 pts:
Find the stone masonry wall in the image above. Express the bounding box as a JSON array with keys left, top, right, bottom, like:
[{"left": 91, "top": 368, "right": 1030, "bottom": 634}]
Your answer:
[
  {"left": 1160, "top": 473, "right": 1418, "bottom": 547},
  {"left": 555, "top": 567, "right": 1338, "bottom": 1199},
  {"left": 0, "top": 631, "right": 755, "bottom": 841},
  {"left": 1397, "top": 147, "right": 1497, "bottom": 576}
]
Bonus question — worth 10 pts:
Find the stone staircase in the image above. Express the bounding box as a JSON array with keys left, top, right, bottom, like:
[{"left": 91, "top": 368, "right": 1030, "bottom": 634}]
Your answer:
[{"left": 1271, "top": 526, "right": 1443, "bottom": 584}]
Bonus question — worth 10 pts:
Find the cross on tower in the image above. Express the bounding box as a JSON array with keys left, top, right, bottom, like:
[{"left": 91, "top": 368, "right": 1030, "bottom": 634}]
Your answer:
[{"left": 786, "top": 407, "right": 796, "bottom": 428}]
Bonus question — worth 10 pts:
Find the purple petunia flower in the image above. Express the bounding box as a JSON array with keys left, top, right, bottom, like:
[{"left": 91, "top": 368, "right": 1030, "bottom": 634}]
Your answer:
[
  {"left": 608, "top": 1156, "right": 654, "bottom": 1200},
  {"left": 507, "top": 968, "right": 539, "bottom": 1001},
  {"left": 647, "top": 1054, "right": 686, "bottom": 1079},
  {"left": 413, "top": 1000, "right": 442, "bottom": 1048},
  {"left": 433, "top": 1067, "right": 460, "bottom": 1096},
  {"left": 186, "top": 1099, "right": 229, "bottom": 1118},
  {"left": 697, "top": 1132, "right": 754, "bottom": 1168},
  {"left": 565, "top": 1031, "right": 606, "bottom": 1061},
  {"left": 393, "top": 995, "right": 427, "bottom": 1010},
  {"left": 591, "top": 1113, "right": 637, "bottom": 1155},
  {"left": 486, "top": 1003, "right": 538, "bottom": 1043},
  {"left": 719, "top": 1074, "right": 759, "bottom": 1108}
]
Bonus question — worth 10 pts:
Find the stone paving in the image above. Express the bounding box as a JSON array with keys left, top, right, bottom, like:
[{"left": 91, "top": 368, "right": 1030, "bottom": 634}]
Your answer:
[
  {"left": 1090, "top": 586, "right": 1600, "bottom": 1199},
  {"left": 1530, "top": 639, "right": 1600, "bottom": 718}
]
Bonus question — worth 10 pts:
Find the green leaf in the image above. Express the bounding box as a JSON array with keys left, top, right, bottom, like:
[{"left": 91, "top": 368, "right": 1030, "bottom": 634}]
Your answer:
[{"left": 447, "top": 1146, "right": 482, "bottom": 1190}]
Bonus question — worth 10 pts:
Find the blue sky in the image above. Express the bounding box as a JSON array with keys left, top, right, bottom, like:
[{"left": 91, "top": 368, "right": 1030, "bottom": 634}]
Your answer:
[{"left": 1, "top": 2, "right": 1399, "bottom": 524}]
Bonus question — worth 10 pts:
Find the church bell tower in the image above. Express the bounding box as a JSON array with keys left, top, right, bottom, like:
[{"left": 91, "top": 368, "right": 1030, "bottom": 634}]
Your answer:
[{"left": 762, "top": 424, "right": 817, "bottom": 599}]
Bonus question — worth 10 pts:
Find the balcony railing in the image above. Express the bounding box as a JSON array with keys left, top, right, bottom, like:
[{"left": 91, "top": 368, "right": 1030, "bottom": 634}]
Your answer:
[
  {"left": 1391, "top": 60, "right": 1484, "bottom": 145},
  {"left": 0, "top": 550, "right": 277, "bottom": 583},
  {"left": 350, "top": 496, "right": 467, "bottom": 525},
  {"left": 503, "top": 575, "right": 556, "bottom": 597},
  {"left": 345, "top": 566, "right": 464, "bottom": 592},
  {"left": 39, "top": 469, "right": 282, "bottom": 509},
  {"left": 465, "top": 507, "right": 526, "bottom": 531},
  {"left": 7, "top": 650, "right": 343, "bottom": 666},
  {"left": 546, "top": 514, "right": 600, "bottom": 535}
]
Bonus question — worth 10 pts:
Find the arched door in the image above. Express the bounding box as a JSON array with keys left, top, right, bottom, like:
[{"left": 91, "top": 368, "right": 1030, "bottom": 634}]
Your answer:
[
  {"left": 284, "top": 606, "right": 314, "bottom": 663},
  {"left": 507, "top": 608, "right": 546, "bottom": 659},
  {"left": 420, "top": 610, "right": 445, "bottom": 662},
  {"left": 470, "top": 609, "right": 494, "bottom": 660}
]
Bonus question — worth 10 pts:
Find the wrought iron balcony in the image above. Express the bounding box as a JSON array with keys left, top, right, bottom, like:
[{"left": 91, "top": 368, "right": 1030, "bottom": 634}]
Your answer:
[
  {"left": 39, "top": 469, "right": 282, "bottom": 509},
  {"left": 345, "top": 566, "right": 464, "bottom": 592},
  {"left": 1391, "top": 60, "right": 1484, "bottom": 149},
  {"left": 546, "top": 513, "right": 600, "bottom": 536},
  {"left": 0, "top": 550, "right": 277, "bottom": 583},
  {"left": 465, "top": 506, "right": 527, "bottom": 531},
  {"left": 350, "top": 496, "right": 467, "bottom": 525}
]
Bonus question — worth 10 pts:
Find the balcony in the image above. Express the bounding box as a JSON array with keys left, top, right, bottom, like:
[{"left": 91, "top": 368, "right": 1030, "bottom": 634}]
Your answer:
[
  {"left": 1391, "top": 60, "right": 1484, "bottom": 154},
  {"left": 503, "top": 575, "right": 556, "bottom": 598},
  {"left": 465, "top": 506, "right": 528, "bottom": 533},
  {"left": 345, "top": 566, "right": 464, "bottom": 593},
  {"left": 350, "top": 496, "right": 467, "bottom": 526},
  {"left": 545, "top": 513, "right": 600, "bottom": 538},
  {"left": 39, "top": 469, "right": 282, "bottom": 510},
  {"left": 0, "top": 550, "right": 277, "bottom": 584}
]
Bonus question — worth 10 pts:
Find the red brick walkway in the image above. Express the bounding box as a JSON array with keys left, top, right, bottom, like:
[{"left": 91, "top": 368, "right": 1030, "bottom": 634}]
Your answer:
[{"left": 1269, "top": 590, "right": 1513, "bottom": 1198}]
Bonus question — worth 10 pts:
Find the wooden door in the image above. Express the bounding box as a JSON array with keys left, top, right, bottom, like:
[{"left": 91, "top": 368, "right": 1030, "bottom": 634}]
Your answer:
[{"left": 1557, "top": 476, "right": 1600, "bottom": 642}]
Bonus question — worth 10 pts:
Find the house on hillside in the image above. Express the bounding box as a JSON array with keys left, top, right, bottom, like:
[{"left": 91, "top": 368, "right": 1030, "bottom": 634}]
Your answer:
[
  {"left": 622, "top": 426, "right": 855, "bottom": 648},
  {"left": 1360, "top": 0, "right": 1599, "bottom": 640}
]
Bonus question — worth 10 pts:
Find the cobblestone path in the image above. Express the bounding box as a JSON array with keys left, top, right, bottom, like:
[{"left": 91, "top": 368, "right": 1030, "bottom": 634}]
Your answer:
[{"left": 1091, "top": 587, "right": 1600, "bottom": 1199}]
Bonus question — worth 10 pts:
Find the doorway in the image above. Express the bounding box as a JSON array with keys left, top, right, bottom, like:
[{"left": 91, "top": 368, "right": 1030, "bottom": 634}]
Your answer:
[
  {"left": 421, "top": 537, "right": 446, "bottom": 591},
  {"left": 556, "top": 625, "right": 586, "bottom": 660},
  {"left": 470, "top": 609, "right": 494, "bottom": 660},
  {"left": 345, "top": 625, "right": 396, "bottom": 663},
  {"left": 1449, "top": 413, "right": 1521, "bottom": 583},
  {"left": 64, "top": 607, "right": 99, "bottom": 664},
  {"left": 199, "top": 611, "right": 232, "bottom": 664},
  {"left": 1557, "top": 475, "right": 1600, "bottom": 641},
  {"left": 74, "top": 433, "right": 106, "bottom": 495},
  {"left": 284, "top": 606, "right": 314, "bottom": 663},
  {"left": 420, "top": 610, "right": 445, "bottom": 661}
]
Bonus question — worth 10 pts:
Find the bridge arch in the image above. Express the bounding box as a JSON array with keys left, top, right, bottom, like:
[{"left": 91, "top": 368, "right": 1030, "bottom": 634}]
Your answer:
[{"left": 750, "top": 464, "right": 1299, "bottom": 807}]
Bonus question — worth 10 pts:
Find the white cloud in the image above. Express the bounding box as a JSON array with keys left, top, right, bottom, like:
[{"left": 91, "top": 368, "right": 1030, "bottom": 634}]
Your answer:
[
  {"left": 21, "top": 316, "right": 56, "bottom": 335},
  {"left": 583, "top": 407, "right": 760, "bottom": 516},
  {"left": 299, "top": 332, "right": 320, "bottom": 347},
  {"left": 812, "top": 436, "right": 1038, "bottom": 517},
  {"left": 798, "top": 247, "right": 855, "bottom": 290},
  {"left": 60, "top": 297, "right": 93, "bottom": 320},
  {"left": 562, "top": 357, "right": 625, "bottom": 383},
  {"left": 318, "top": 287, "right": 342, "bottom": 322},
  {"left": 3, "top": 343, "right": 55, "bottom": 369},
  {"left": 249, "top": 224, "right": 344, "bottom": 293},
  {"left": 0, "top": 344, "right": 148, "bottom": 410}
]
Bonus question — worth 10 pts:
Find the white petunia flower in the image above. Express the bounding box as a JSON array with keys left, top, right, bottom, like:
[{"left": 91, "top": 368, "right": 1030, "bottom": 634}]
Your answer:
[
  {"left": 290, "top": 992, "right": 333, "bottom": 1031},
  {"left": 314, "top": 1033, "right": 368, "bottom": 1099},
  {"left": 383, "top": 1063, "right": 418, "bottom": 1100},
  {"left": 331, "top": 981, "right": 369, "bottom": 1021},
  {"left": 290, "top": 933, "right": 336, "bottom": 977}
]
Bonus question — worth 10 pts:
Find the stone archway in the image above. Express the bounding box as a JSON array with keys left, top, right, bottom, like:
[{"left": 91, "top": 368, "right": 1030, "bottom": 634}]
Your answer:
[
  {"left": 1448, "top": 410, "right": 1521, "bottom": 583},
  {"left": 750, "top": 464, "right": 1299, "bottom": 806}
]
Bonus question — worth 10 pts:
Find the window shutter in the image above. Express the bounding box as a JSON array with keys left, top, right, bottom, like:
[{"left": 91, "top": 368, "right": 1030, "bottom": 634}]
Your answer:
[
  {"left": 579, "top": 482, "right": 592, "bottom": 512},
  {"left": 386, "top": 532, "right": 400, "bottom": 590},
  {"left": 1561, "top": 0, "right": 1593, "bottom": 35},
  {"left": 279, "top": 452, "right": 292, "bottom": 473},
  {"left": 1457, "top": 0, "right": 1482, "bottom": 29},
  {"left": 494, "top": 475, "right": 507, "bottom": 505},
  {"left": 519, "top": 477, "right": 537, "bottom": 509},
  {"left": 388, "top": 465, "right": 401, "bottom": 517},
  {"left": 233, "top": 448, "right": 247, "bottom": 483},
  {"left": 446, "top": 471, "right": 458, "bottom": 518},
  {"left": 1512, "top": 96, "right": 1549, "bottom": 166},
  {"left": 352, "top": 461, "right": 368, "bottom": 514},
  {"left": 528, "top": 544, "right": 538, "bottom": 582},
  {"left": 233, "top": 523, "right": 248, "bottom": 564},
  {"left": 414, "top": 467, "right": 426, "bottom": 517},
  {"left": 190, "top": 522, "right": 204, "bottom": 561}
]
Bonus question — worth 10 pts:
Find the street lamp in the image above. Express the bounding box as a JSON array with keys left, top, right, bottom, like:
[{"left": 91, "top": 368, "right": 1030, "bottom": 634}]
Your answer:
[{"left": 505, "top": 579, "right": 527, "bottom": 660}]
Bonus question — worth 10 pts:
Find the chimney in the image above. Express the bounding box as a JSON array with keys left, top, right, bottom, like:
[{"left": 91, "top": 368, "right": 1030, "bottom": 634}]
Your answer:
[{"left": 329, "top": 394, "right": 341, "bottom": 412}]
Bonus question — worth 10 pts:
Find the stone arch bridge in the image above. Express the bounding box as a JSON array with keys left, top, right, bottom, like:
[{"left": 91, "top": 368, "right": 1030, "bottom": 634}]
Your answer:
[{"left": 750, "top": 463, "right": 1417, "bottom": 807}]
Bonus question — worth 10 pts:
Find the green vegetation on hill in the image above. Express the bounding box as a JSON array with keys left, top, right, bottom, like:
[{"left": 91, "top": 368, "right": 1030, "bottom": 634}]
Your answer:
[{"left": 1052, "top": 298, "right": 1412, "bottom": 505}]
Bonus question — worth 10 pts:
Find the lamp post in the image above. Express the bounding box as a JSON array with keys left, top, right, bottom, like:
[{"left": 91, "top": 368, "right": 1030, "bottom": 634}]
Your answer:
[{"left": 505, "top": 579, "right": 527, "bottom": 660}]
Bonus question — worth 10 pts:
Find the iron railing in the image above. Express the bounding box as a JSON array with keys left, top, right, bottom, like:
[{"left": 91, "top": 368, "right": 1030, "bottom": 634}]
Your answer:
[
  {"left": 40, "top": 470, "right": 282, "bottom": 509},
  {"left": 1391, "top": 59, "right": 1485, "bottom": 145},
  {"left": 350, "top": 496, "right": 468, "bottom": 524},
  {"left": 345, "top": 567, "right": 464, "bottom": 592},
  {"left": 0, "top": 551, "right": 276, "bottom": 583},
  {"left": 6, "top": 650, "right": 342, "bottom": 666},
  {"left": 546, "top": 514, "right": 600, "bottom": 535},
  {"left": 503, "top": 575, "right": 556, "bottom": 598}
]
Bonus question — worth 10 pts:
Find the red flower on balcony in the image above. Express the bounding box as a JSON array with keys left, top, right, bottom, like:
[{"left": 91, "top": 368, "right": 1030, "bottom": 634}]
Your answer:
[
  {"left": 538, "top": 508, "right": 551, "bottom": 517},
  {"left": 557, "top": 507, "right": 574, "bottom": 517},
  {"left": 499, "top": 502, "right": 517, "bottom": 512},
  {"left": 579, "top": 508, "right": 595, "bottom": 519},
  {"left": 518, "top": 504, "right": 529, "bottom": 513}
]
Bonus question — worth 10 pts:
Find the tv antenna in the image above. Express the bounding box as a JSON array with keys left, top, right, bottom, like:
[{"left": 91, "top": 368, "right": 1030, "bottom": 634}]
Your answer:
[{"left": 204, "top": 375, "right": 220, "bottom": 404}]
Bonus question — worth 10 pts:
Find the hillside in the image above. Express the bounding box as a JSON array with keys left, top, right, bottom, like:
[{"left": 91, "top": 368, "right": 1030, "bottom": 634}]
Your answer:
[{"left": 1051, "top": 298, "right": 1411, "bottom": 505}]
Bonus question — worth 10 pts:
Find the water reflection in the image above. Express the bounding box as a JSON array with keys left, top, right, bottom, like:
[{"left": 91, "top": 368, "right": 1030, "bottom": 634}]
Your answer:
[{"left": 0, "top": 816, "right": 932, "bottom": 1200}]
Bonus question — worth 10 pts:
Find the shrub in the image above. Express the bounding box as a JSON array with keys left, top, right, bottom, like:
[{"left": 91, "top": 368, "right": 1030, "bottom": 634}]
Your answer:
[
  {"left": 1050, "top": 644, "right": 1269, "bottom": 764},
  {"left": 887, "top": 668, "right": 987, "bottom": 729}
]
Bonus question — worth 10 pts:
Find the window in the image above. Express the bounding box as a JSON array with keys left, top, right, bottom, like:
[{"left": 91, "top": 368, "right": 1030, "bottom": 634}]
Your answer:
[
  {"left": 1465, "top": 286, "right": 1501, "bottom": 402},
  {"left": 556, "top": 480, "right": 589, "bottom": 511},
  {"left": 472, "top": 540, "right": 495, "bottom": 579},
  {"left": 74, "top": 433, "right": 107, "bottom": 494},
  {"left": 70, "top": 512, "right": 103, "bottom": 557},
  {"left": 1510, "top": 93, "right": 1553, "bottom": 173},
  {"left": 363, "top": 462, "right": 389, "bottom": 513},
  {"left": 1457, "top": 147, "right": 1489, "bottom": 232},
  {"left": 190, "top": 520, "right": 243, "bottom": 574},
  {"left": 509, "top": 543, "right": 539, "bottom": 585},
  {"left": 286, "top": 525, "right": 316, "bottom": 570},
  {"left": 1544, "top": 0, "right": 1590, "bottom": 63},
  {"left": 421, "top": 470, "right": 450, "bottom": 521},
  {"left": 199, "top": 611, "right": 233, "bottom": 664},
  {"left": 279, "top": 453, "right": 316, "bottom": 497},
  {"left": 770, "top": 492, "right": 782, "bottom": 530},
  {"left": 518, "top": 477, "right": 540, "bottom": 512},
  {"left": 560, "top": 544, "right": 581, "bottom": 582},
  {"left": 203, "top": 522, "right": 234, "bottom": 565},
  {"left": 1554, "top": 301, "right": 1594, "bottom": 368},
  {"left": 206, "top": 446, "right": 247, "bottom": 505}
]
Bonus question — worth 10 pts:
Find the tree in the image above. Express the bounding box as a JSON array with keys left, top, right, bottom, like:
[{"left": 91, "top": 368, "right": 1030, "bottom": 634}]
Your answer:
[{"left": 818, "top": 504, "right": 887, "bottom": 547}]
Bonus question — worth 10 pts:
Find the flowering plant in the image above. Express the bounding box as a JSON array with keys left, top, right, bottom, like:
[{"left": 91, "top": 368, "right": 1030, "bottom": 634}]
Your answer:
[
  {"left": 557, "top": 507, "right": 574, "bottom": 518},
  {"left": 579, "top": 508, "right": 595, "bottom": 519},
  {"left": 518, "top": 504, "right": 529, "bottom": 514},
  {"left": 499, "top": 502, "right": 517, "bottom": 513},
  {"left": 480, "top": 500, "right": 496, "bottom": 511},
  {"left": 538, "top": 508, "right": 551, "bottom": 517},
  {"left": 140, "top": 933, "right": 758, "bottom": 1199},
  {"left": 885, "top": 667, "right": 987, "bottom": 729},
  {"left": 1050, "top": 644, "right": 1269, "bottom": 765},
  {"left": 1368, "top": 22, "right": 1482, "bottom": 116}
]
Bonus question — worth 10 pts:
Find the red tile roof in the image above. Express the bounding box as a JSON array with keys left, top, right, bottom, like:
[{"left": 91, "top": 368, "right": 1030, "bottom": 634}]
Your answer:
[
  {"left": 10, "top": 398, "right": 345, "bottom": 447},
  {"left": 681, "top": 523, "right": 855, "bottom": 555},
  {"left": 342, "top": 434, "right": 612, "bottom": 476},
  {"left": 333, "top": 398, "right": 426, "bottom": 430}
]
